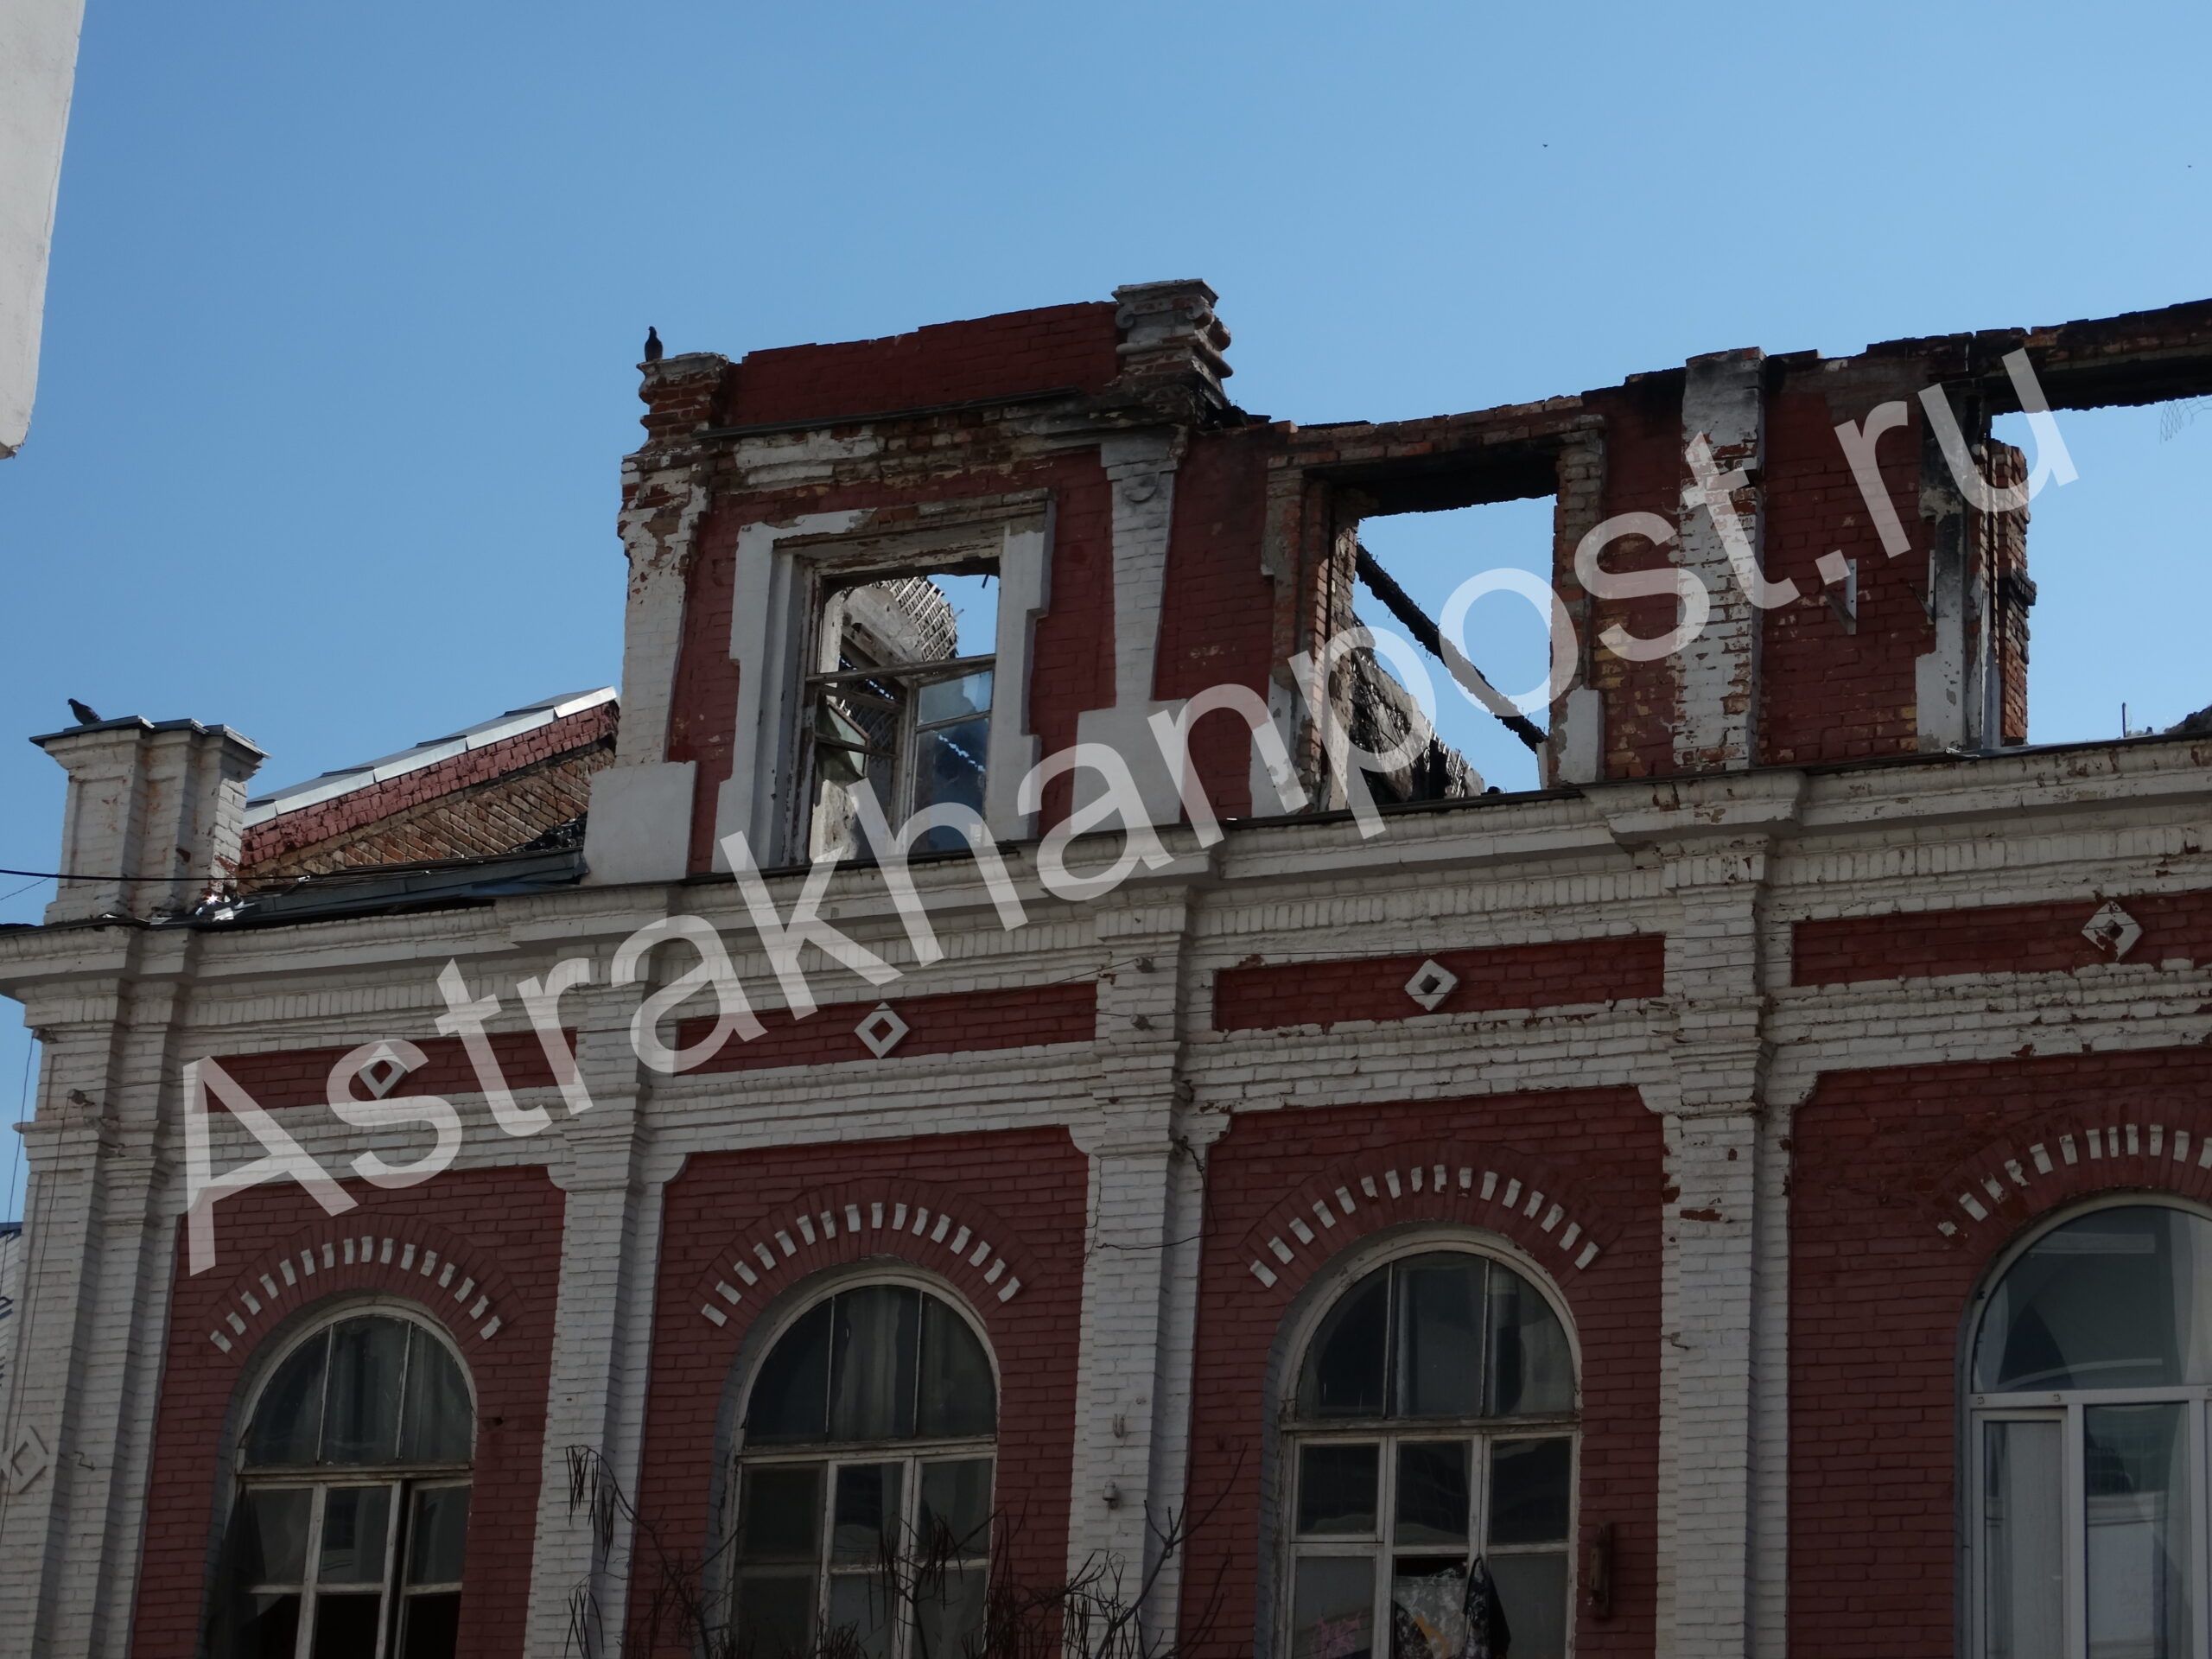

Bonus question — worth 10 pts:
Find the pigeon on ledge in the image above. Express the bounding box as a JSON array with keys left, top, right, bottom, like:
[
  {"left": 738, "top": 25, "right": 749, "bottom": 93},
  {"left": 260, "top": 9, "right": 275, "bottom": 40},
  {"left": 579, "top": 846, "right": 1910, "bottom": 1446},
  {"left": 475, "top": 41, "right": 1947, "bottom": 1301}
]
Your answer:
[
  {"left": 67, "top": 698, "right": 100, "bottom": 725},
  {"left": 644, "top": 326, "right": 663, "bottom": 363}
]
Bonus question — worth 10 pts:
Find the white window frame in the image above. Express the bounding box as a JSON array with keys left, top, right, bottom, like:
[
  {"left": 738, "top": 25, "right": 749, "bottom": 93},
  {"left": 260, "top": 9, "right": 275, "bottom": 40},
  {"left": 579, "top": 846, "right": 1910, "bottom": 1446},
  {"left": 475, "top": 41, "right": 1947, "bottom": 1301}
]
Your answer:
[
  {"left": 718, "top": 493, "right": 1052, "bottom": 865},
  {"left": 1965, "top": 1196, "right": 2212, "bottom": 1659},
  {"left": 220, "top": 1299, "right": 477, "bottom": 1659},
  {"left": 721, "top": 1274, "right": 1003, "bottom": 1659},
  {"left": 1275, "top": 1236, "right": 1582, "bottom": 1659}
]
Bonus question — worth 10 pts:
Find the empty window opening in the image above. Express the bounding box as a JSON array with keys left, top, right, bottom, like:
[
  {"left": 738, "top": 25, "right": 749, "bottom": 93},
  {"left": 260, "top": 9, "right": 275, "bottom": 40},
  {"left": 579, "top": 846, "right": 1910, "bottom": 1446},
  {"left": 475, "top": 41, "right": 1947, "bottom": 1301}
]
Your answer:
[
  {"left": 804, "top": 566, "right": 996, "bottom": 858},
  {"left": 1992, "top": 404, "right": 2212, "bottom": 744},
  {"left": 1355, "top": 497, "right": 1559, "bottom": 794}
]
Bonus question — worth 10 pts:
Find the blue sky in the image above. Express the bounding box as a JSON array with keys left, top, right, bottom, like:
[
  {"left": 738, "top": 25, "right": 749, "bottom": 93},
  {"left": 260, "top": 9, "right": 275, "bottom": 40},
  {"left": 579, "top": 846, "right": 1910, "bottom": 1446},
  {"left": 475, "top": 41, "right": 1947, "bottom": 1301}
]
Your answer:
[{"left": 3, "top": 2, "right": 2209, "bottom": 1219}]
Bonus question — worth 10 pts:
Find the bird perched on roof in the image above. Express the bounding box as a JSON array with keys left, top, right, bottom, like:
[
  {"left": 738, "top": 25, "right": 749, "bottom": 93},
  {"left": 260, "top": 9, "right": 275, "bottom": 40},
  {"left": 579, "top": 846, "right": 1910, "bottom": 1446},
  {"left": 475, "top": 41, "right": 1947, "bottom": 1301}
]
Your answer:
[
  {"left": 67, "top": 698, "right": 100, "bottom": 725},
  {"left": 644, "top": 326, "right": 663, "bottom": 364}
]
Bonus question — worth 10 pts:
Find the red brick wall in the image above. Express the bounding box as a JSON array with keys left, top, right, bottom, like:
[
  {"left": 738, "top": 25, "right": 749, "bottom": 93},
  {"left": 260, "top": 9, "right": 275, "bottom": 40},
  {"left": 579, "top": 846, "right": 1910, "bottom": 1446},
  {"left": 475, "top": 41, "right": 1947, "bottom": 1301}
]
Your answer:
[
  {"left": 1153, "top": 426, "right": 1283, "bottom": 820},
  {"left": 1792, "top": 891, "right": 2212, "bottom": 986},
  {"left": 209, "top": 1031, "right": 565, "bottom": 1109},
  {"left": 1571, "top": 381, "right": 1688, "bottom": 780},
  {"left": 131, "top": 1167, "right": 564, "bottom": 1659},
  {"left": 721, "top": 303, "right": 1122, "bottom": 428},
  {"left": 672, "top": 982, "right": 1094, "bottom": 1071},
  {"left": 1184, "top": 1090, "right": 1664, "bottom": 1657},
  {"left": 1757, "top": 376, "right": 1929, "bottom": 766},
  {"left": 238, "top": 702, "right": 617, "bottom": 873},
  {"left": 634, "top": 1128, "right": 1088, "bottom": 1656},
  {"left": 1214, "top": 936, "right": 1665, "bottom": 1031},
  {"left": 1789, "top": 1046, "right": 2212, "bottom": 1657}
]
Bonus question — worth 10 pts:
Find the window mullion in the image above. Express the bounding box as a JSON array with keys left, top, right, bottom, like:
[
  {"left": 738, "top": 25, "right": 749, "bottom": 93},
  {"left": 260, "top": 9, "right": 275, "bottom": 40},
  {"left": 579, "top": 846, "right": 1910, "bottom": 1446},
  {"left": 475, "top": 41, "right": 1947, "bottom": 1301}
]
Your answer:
[
  {"left": 295, "top": 1484, "right": 327, "bottom": 1659},
  {"left": 375, "top": 1478, "right": 404, "bottom": 1659},
  {"left": 2065, "top": 1402, "right": 2087, "bottom": 1659}
]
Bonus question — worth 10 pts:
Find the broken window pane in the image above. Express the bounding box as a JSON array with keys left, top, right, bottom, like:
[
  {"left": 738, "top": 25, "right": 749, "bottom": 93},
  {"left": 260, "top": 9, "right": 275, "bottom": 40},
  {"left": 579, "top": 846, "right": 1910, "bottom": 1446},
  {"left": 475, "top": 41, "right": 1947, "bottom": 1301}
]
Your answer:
[{"left": 807, "top": 566, "right": 997, "bottom": 858}]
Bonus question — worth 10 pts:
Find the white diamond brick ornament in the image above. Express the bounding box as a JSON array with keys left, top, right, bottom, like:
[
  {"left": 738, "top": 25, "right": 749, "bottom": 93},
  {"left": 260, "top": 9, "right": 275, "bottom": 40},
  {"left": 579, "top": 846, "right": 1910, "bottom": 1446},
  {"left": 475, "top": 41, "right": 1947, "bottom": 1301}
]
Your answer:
[
  {"left": 359, "top": 1045, "right": 411, "bottom": 1099},
  {"left": 1404, "top": 958, "right": 1459, "bottom": 1012},
  {"left": 855, "top": 1003, "right": 909, "bottom": 1058},
  {"left": 2082, "top": 901, "right": 2143, "bottom": 960}
]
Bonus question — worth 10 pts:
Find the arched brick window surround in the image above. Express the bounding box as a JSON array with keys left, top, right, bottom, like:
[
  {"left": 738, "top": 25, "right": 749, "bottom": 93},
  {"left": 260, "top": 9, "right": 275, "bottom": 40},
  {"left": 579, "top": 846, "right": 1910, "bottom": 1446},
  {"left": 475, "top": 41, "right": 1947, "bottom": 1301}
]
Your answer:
[{"left": 1248, "top": 1218, "right": 1583, "bottom": 1656}]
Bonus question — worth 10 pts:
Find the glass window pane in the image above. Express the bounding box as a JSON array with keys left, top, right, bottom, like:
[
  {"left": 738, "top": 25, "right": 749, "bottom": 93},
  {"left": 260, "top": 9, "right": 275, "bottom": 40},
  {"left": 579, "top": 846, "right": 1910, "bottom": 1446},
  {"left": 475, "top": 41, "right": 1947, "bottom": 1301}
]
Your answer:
[
  {"left": 917, "top": 1300, "right": 995, "bottom": 1440},
  {"left": 1394, "top": 1256, "right": 1484, "bottom": 1418},
  {"left": 406, "top": 1485, "right": 470, "bottom": 1586},
  {"left": 247, "top": 1333, "right": 328, "bottom": 1466},
  {"left": 238, "top": 1592, "right": 301, "bottom": 1658},
  {"left": 1297, "top": 1444, "right": 1379, "bottom": 1536},
  {"left": 1290, "top": 1555, "right": 1375, "bottom": 1659},
  {"left": 1981, "top": 1419, "right": 2063, "bottom": 1659},
  {"left": 1486, "top": 1265, "right": 1574, "bottom": 1416},
  {"left": 1394, "top": 1443, "right": 1469, "bottom": 1545},
  {"left": 1976, "top": 1205, "right": 2212, "bottom": 1392},
  {"left": 735, "top": 1573, "right": 817, "bottom": 1659},
  {"left": 914, "top": 1565, "right": 987, "bottom": 1659},
  {"left": 309, "top": 1590, "right": 383, "bottom": 1659},
  {"left": 918, "top": 1459, "right": 994, "bottom": 1560},
  {"left": 738, "top": 1465, "right": 824, "bottom": 1564},
  {"left": 1484, "top": 1553, "right": 1567, "bottom": 1659},
  {"left": 1390, "top": 1557, "right": 1468, "bottom": 1659},
  {"left": 238, "top": 1487, "right": 312, "bottom": 1586},
  {"left": 829, "top": 1287, "right": 919, "bottom": 1443},
  {"left": 826, "top": 1572, "right": 898, "bottom": 1659},
  {"left": 2086, "top": 1402, "right": 2191, "bottom": 1659},
  {"left": 918, "top": 671, "right": 992, "bottom": 725},
  {"left": 397, "top": 1329, "right": 472, "bottom": 1464},
  {"left": 319, "top": 1484, "right": 394, "bottom": 1586},
  {"left": 1488, "top": 1438, "right": 1572, "bottom": 1546},
  {"left": 833, "top": 1462, "right": 904, "bottom": 1564},
  {"left": 321, "top": 1318, "right": 408, "bottom": 1464},
  {"left": 911, "top": 719, "right": 991, "bottom": 840},
  {"left": 398, "top": 1591, "right": 461, "bottom": 1659},
  {"left": 747, "top": 1303, "right": 832, "bottom": 1444},
  {"left": 1300, "top": 1269, "right": 1389, "bottom": 1418}
]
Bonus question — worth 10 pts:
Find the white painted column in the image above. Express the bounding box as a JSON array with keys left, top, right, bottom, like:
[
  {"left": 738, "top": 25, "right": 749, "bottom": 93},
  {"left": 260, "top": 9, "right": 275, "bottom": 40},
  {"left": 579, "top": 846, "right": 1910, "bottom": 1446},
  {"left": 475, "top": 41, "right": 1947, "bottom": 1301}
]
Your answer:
[
  {"left": 1074, "top": 433, "right": 1188, "bottom": 826},
  {"left": 522, "top": 985, "right": 669, "bottom": 1656},
  {"left": 0, "top": 977, "right": 183, "bottom": 1659},
  {"left": 1065, "top": 889, "right": 1202, "bottom": 1639},
  {"left": 1675, "top": 351, "right": 1769, "bottom": 775},
  {"left": 1636, "top": 817, "right": 1793, "bottom": 1659}
]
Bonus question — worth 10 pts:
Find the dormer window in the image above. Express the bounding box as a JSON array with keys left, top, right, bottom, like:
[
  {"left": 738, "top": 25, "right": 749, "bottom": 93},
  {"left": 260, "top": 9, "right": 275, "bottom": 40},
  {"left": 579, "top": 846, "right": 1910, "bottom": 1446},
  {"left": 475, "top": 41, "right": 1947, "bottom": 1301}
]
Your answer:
[{"left": 805, "top": 569, "right": 996, "bottom": 858}]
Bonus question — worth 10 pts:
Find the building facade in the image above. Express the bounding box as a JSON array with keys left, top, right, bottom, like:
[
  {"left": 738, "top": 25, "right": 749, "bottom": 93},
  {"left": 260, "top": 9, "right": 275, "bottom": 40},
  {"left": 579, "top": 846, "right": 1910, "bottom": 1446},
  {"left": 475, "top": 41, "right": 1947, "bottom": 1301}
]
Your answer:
[{"left": 3, "top": 282, "right": 2212, "bottom": 1658}]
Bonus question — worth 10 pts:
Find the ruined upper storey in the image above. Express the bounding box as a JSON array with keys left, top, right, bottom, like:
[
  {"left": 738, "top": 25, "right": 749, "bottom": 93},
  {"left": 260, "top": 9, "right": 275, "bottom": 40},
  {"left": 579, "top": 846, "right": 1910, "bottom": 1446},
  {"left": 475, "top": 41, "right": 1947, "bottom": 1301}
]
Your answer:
[{"left": 582, "top": 283, "right": 2212, "bottom": 886}]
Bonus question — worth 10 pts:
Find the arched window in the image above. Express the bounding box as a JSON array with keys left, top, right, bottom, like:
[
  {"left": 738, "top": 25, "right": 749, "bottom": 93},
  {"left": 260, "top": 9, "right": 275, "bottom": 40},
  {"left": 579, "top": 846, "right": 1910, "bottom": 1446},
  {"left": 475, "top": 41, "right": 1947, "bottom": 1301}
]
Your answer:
[
  {"left": 207, "top": 1307, "right": 474, "bottom": 1659},
  {"left": 728, "top": 1282, "right": 997, "bottom": 1659},
  {"left": 1284, "top": 1249, "right": 1577, "bottom": 1659},
  {"left": 1969, "top": 1201, "right": 2212, "bottom": 1659}
]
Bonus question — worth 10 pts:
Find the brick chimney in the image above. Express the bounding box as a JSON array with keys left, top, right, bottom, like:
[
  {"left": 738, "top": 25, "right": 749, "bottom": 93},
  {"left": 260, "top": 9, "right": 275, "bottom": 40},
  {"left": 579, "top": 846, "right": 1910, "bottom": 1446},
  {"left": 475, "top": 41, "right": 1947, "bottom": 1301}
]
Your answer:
[{"left": 32, "top": 716, "right": 264, "bottom": 922}]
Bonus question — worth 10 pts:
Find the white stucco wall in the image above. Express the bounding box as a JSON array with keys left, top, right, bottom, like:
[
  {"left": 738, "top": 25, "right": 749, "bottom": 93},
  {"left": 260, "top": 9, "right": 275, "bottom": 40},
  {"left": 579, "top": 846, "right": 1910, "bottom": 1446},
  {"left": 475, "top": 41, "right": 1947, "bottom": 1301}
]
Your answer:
[{"left": 0, "top": 0, "right": 86, "bottom": 457}]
